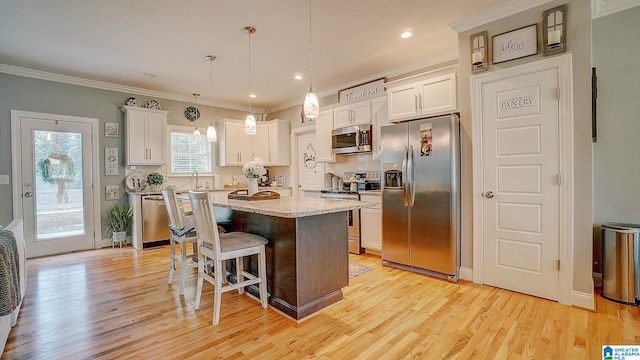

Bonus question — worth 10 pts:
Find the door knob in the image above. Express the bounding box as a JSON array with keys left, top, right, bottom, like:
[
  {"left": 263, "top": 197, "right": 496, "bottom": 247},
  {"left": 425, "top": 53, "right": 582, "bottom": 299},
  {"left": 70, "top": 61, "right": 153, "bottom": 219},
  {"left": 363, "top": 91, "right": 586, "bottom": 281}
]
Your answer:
[
  {"left": 24, "top": 191, "right": 33, "bottom": 198},
  {"left": 484, "top": 191, "right": 494, "bottom": 199}
]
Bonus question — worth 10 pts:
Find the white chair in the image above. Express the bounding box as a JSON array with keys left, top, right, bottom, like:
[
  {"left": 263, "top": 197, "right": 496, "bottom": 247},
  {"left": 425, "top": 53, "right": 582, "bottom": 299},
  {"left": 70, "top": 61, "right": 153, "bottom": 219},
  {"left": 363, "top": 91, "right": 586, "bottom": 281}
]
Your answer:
[
  {"left": 188, "top": 190, "right": 269, "bottom": 326},
  {"left": 162, "top": 189, "right": 199, "bottom": 295}
]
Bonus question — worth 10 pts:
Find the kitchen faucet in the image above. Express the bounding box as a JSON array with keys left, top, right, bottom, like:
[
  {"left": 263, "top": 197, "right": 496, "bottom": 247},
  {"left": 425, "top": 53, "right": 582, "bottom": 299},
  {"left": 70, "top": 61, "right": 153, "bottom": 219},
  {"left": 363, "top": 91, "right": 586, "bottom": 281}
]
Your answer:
[{"left": 191, "top": 170, "right": 202, "bottom": 189}]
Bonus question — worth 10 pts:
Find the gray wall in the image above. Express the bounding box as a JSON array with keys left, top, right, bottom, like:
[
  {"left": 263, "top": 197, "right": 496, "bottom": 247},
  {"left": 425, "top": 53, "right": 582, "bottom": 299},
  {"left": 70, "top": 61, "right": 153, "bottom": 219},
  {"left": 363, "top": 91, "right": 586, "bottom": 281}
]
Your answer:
[
  {"left": 0, "top": 72, "right": 248, "bottom": 235},
  {"left": 592, "top": 6, "right": 640, "bottom": 270},
  {"left": 457, "top": 0, "right": 593, "bottom": 294}
]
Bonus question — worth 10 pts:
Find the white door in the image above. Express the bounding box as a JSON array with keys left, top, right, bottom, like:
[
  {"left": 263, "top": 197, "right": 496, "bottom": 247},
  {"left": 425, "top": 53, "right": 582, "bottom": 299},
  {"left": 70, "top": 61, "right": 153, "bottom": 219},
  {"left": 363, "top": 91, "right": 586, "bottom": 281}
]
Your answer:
[
  {"left": 14, "top": 113, "right": 97, "bottom": 257},
  {"left": 481, "top": 68, "right": 560, "bottom": 301},
  {"left": 296, "top": 131, "right": 324, "bottom": 198}
]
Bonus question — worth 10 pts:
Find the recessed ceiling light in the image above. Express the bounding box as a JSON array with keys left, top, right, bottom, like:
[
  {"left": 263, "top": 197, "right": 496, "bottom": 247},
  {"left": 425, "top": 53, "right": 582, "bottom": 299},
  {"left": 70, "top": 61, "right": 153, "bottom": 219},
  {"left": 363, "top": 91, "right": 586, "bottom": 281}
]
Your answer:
[
  {"left": 294, "top": 74, "right": 304, "bottom": 80},
  {"left": 143, "top": 72, "right": 157, "bottom": 78},
  {"left": 401, "top": 31, "right": 412, "bottom": 39}
]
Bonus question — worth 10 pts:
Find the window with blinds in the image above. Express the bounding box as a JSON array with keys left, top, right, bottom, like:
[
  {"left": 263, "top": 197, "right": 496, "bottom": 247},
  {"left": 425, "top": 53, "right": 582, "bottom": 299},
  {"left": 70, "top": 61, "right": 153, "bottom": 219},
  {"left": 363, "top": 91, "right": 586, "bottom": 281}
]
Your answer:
[{"left": 169, "top": 129, "right": 212, "bottom": 174}]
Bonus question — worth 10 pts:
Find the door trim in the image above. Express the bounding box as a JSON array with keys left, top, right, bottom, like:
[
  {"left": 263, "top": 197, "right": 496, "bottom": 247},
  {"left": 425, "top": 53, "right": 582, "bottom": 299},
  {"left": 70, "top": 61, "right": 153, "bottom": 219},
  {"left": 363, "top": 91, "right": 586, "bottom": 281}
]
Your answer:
[
  {"left": 471, "top": 54, "right": 574, "bottom": 306},
  {"left": 11, "top": 110, "right": 101, "bottom": 251},
  {"left": 290, "top": 124, "right": 317, "bottom": 198}
]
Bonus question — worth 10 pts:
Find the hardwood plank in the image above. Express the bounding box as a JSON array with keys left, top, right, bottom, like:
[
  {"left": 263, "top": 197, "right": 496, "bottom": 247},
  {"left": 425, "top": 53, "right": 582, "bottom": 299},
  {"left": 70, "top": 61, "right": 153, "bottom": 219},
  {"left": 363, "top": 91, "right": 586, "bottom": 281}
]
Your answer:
[{"left": 3, "top": 248, "right": 640, "bottom": 359}]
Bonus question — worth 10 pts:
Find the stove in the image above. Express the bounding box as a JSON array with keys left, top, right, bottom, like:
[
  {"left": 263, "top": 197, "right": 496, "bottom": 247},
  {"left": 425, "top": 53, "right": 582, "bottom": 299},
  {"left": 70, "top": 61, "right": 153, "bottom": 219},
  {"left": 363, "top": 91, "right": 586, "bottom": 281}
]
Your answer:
[{"left": 320, "top": 171, "right": 380, "bottom": 254}]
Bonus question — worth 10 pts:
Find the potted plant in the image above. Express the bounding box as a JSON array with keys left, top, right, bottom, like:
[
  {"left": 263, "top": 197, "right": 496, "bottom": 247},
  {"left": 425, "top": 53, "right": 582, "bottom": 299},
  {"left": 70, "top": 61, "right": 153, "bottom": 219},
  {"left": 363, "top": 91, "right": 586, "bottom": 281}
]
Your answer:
[
  {"left": 105, "top": 204, "right": 133, "bottom": 245},
  {"left": 146, "top": 172, "right": 165, "bottom": 191}
]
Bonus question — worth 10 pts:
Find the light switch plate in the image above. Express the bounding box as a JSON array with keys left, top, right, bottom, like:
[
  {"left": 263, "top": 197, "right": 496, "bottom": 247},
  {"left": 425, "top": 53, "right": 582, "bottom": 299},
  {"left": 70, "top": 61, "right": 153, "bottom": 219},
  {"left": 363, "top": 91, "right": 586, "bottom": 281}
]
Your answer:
[{"left": 0, "top": 175, "right": 9, "bottom": 185}]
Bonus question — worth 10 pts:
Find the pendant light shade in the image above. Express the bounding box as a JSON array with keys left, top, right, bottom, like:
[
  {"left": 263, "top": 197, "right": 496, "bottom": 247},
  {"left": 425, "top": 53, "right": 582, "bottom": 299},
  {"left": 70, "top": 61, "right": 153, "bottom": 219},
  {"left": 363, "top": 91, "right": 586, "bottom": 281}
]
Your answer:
[
  {"left": 206, "top": 122, "right": 217, "bottom": 142},
  {"left": 302, "top": 0, "right": 319, "bottom": 120},
  {"left": 206, "top": 56, "right": 218, "bottom": 143},
  {"left": 192, "top": 93, "right": 201, "bottom": 140},
  {"left": 303, "top": 88, "right": 319, "bottom": 119},
  {"left": 244, "top": 26, "right": 257, "bottom": 135},
  {"left": 245, "top": 114, "right": 257, "bottom": 135}
]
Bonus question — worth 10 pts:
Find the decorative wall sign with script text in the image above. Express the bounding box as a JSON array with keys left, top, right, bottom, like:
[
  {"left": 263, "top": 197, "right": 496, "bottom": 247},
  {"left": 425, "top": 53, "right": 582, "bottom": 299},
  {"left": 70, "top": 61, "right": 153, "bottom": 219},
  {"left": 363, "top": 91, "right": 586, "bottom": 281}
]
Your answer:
[
  {"left": 338, "top": 78, "right": 385, "bottom": 103},
  {"left": 492, "top": 24, "right": 538, "bottom": 64}
]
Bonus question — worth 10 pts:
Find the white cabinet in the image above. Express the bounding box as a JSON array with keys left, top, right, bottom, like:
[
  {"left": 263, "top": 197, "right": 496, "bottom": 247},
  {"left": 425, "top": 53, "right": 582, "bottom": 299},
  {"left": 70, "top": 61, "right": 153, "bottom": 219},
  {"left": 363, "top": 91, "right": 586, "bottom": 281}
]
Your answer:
[
  {"left": 122, "top": 106, "right": 168, "bottom": 165},
  {"left": 315, "top": 109, "right": 335, "bottom": 162},
  {"left": 218, "top": 120, "right": 253, "bottom": 166},
  {"left": 387, "top": 73, "right": 457, "bottom": 122},
  {"left": 360, "top": 194, "right": 382, "bottom": 251},
  {"left": 334, "top": 100, "right": 371, "bottom": 128},
  {"left": 371, "top": 96, "right": 389, "bottom": 160},
  {"left": 255, "top": 120, "right": 290, "bottom": 166}
]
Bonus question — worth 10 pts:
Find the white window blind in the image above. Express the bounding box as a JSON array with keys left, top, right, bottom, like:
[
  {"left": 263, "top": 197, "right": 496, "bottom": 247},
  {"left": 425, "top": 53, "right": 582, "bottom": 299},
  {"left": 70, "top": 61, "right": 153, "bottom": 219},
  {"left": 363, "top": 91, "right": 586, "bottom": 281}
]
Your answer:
[{"left": 169, "top": 130, "right": 212, "bottom": 174}]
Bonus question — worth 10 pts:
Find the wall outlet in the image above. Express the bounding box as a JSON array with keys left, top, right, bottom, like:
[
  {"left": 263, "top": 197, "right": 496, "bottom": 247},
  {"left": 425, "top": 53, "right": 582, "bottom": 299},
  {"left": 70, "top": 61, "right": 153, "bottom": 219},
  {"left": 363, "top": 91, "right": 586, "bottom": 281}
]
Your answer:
[{"left": 0, "top": 175, "right": 9, "bottom": 185}]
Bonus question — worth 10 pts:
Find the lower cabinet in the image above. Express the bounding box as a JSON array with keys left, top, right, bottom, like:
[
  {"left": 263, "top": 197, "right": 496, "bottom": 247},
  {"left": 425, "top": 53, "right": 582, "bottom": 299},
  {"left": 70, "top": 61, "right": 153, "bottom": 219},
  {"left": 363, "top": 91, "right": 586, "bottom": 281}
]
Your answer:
[{"left": 360, "top": 194, "right": 381, "bottom": 251}]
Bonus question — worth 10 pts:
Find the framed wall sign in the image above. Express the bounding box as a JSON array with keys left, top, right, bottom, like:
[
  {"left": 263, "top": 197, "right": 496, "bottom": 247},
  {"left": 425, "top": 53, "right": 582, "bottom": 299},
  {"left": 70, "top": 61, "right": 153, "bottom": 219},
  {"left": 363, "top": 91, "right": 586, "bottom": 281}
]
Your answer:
[
  {"left": 492, "top": 24, "right": 538, "bottom": 64},
  {"left": 105, "top": 185, "right": 120, "bottom": 200},
  {"left": 105, "top": 122, "right": 119, "bottom": 137},
  {"left": 105, "top": 147, "right": 118, "bottom": 176},
  {"left": 338, "top": 78, "right": 385, "bottom": 103}
]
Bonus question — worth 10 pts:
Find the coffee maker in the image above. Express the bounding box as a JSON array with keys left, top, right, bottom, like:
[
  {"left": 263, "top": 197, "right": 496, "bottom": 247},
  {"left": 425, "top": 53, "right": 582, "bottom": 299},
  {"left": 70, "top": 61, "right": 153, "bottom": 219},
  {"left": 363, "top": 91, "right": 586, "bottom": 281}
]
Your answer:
[{"left": 259, "top": 169, "right": 270, "bottom": 186}]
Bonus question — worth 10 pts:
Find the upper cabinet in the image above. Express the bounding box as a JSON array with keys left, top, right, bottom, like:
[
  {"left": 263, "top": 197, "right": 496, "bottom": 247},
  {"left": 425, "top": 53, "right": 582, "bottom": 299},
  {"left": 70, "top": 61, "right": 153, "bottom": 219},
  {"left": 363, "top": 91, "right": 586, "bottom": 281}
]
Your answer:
[
  {"left": 255, "top": 120, "right": 290, "bottom": 166},
  {"left": 218, "top": 120, "right": 254, "bottom": 166},
  {"left": 122, "top": 106, "right": 169, "bottom": 165},
  {"left": 219, "top": 119, "right": 290, "bottom": 166},
  {"left": 315, "top": 109, "right": 335, "bottom": 162},
  {"left": 371, "top": 96, "right": 389, "bottom": 160},
  {"left": 333, "top": 100, "right": 372, "bottom": 128},
  {"left": 387, "top": 72, "right": 457, "bottom": 122}
]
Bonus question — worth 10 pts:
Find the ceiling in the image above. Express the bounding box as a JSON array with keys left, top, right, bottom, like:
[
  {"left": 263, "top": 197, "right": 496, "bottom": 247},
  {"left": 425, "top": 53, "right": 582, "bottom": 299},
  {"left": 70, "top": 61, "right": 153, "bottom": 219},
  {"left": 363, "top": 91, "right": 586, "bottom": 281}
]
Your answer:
[{"left": 0, "top": 0, "right": 509, "bottom": 112}]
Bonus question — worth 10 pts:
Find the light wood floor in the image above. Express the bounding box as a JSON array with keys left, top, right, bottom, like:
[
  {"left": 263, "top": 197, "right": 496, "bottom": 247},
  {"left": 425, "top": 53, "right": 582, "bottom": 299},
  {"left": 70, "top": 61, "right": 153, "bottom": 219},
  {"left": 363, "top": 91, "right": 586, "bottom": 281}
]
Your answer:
[{"left": 3, "top": 245, "right": 639, "bottom": 359}]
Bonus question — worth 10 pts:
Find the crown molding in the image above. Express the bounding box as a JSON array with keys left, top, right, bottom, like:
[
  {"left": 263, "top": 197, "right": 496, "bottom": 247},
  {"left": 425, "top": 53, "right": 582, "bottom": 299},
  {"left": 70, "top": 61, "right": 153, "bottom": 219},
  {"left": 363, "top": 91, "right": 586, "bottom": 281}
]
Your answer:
[
  {"left": 0, "top": 63, "right": 258, "bottom": 112},
  {"left": 592, "top": 0, "right": 640, "bottom": 18},
  {"left": 268, "top": 51, "right": 459, "bottom": 113},
  {"left": 449, "top": 0, "right": 554, "bottom": 33}
]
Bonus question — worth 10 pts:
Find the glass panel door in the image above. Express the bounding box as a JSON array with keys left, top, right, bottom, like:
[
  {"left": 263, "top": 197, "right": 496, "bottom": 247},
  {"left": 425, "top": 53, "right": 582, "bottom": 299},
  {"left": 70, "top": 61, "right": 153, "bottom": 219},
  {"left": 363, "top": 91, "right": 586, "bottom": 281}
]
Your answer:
[
  {"left": 34, "top": 130, "right": 85, "bottom": 239},
  {"left": 19, "top": 115, "right": 96, "bottom": 257}
]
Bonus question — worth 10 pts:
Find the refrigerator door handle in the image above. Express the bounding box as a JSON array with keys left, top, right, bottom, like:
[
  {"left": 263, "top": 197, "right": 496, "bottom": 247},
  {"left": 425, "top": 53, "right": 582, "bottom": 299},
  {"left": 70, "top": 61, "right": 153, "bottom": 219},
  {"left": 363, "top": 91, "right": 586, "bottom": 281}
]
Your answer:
[
  {"left": 402, "top": 145, "right": 409, "bottom": 206},
  {"left": 408, "top": 145, "right": 415, "bottom": 206}
]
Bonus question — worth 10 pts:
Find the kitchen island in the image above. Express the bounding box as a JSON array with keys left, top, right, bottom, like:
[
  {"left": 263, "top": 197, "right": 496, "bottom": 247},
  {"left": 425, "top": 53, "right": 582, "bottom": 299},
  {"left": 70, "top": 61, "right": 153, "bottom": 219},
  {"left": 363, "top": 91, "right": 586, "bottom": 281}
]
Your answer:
[{"left": 204, "top": 192, "right": 372, "bottom": 321}]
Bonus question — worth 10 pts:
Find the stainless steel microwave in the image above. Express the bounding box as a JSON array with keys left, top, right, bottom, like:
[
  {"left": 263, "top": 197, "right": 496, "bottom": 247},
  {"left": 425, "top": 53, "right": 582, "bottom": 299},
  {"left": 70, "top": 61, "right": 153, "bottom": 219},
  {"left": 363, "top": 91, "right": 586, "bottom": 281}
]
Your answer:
[{"left": 331, "top": 124, "right": 372, "bottom": 154}]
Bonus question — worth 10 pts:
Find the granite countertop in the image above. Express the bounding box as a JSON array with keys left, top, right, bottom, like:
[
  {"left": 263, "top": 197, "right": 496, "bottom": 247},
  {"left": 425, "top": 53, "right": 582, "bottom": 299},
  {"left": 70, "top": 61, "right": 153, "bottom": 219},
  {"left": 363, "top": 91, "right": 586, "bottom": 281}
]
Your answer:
[
  {"left": 127, "top": 186, "right": 292, "bottom": 196},
  {"left": 179, "top": 191, "right": 373, "bottom": 219}
]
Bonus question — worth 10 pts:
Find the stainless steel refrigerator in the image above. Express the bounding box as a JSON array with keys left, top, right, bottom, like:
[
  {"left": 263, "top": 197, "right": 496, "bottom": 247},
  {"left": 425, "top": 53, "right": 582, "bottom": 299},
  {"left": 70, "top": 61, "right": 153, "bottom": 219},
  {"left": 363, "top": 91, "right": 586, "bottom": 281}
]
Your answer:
[{"left": 380, "top": 114, "right": 460, "bottom": 281}]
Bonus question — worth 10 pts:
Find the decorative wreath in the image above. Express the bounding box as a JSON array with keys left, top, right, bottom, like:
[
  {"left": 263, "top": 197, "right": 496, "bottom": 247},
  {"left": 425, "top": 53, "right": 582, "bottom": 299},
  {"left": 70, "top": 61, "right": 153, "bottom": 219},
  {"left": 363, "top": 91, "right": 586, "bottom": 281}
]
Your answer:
[
  {"left": 184, "top": 106, "right": 200, "bottom": 121},
  {"left": 37, "top": 153, "right": 75, "bottom": 184}
]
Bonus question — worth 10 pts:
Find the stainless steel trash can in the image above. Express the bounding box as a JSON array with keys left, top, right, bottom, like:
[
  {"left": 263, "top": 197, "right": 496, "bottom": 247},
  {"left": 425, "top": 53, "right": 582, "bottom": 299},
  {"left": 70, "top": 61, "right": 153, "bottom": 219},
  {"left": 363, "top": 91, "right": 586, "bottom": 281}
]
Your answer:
[{"left": 601, "top": 222, "right": 640, "bottom": 305}]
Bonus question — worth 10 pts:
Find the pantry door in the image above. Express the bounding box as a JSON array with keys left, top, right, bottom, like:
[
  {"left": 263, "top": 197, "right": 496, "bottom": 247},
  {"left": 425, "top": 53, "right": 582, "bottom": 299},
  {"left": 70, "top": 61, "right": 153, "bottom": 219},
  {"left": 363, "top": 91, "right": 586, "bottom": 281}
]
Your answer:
[
  {"left": 292, "top": 126, "right": 324, "bottom": 198},
  {"left": 11, "top": 111, "right": 100, "bottom": 257},
  {"left": 472, "top": 55, "right": 573, "bottom": 304}
]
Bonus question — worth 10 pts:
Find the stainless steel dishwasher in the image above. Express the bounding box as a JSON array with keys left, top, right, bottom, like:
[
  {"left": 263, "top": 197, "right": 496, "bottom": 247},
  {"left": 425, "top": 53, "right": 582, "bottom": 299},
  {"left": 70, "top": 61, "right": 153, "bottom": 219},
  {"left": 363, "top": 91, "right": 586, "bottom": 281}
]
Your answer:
[{"left": 141, "top": 195, "right": 171, "bottom": 246}]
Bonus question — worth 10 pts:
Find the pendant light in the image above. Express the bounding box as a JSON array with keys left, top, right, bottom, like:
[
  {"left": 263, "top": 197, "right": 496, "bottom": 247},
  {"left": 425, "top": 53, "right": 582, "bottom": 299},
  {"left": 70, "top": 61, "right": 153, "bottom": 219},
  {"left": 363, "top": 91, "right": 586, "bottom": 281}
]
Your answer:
[
  {"left": 205, "top": 55, "right": 218, "bottom": 142},
  {"left": 303, "top": 0, "right": 319, "bottom": 119},
  {"left": 244, "top": 26, "right": 257, "bottom": 135},
  {"left": 192, "top": 93, "right": 201, "bottom": 140}
]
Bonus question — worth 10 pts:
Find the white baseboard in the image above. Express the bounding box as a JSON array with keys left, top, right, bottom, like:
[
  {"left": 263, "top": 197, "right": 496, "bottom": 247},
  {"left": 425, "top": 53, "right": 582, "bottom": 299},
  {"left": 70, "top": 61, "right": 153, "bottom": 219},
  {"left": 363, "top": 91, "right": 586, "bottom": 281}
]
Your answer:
[
  {"left": 459, "top": 267, "right": 473, "bottom": 281},
  {"left": 459, "top": 266, "right": 595, "bottom": 310},
  {"left": 572, "top": 290, "right": 595, "bottom": 311}
]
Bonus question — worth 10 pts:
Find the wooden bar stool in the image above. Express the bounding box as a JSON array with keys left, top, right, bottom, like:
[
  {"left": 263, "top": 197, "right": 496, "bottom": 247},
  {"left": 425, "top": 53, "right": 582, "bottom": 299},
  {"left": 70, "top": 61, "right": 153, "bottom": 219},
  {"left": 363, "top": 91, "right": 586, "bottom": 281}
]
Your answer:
[
  {"left": 188, "top": 190, "right": 269, "bottom": 326},
  {"left": 162, "top": 189, "right": 199, "bottom": 295}
]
